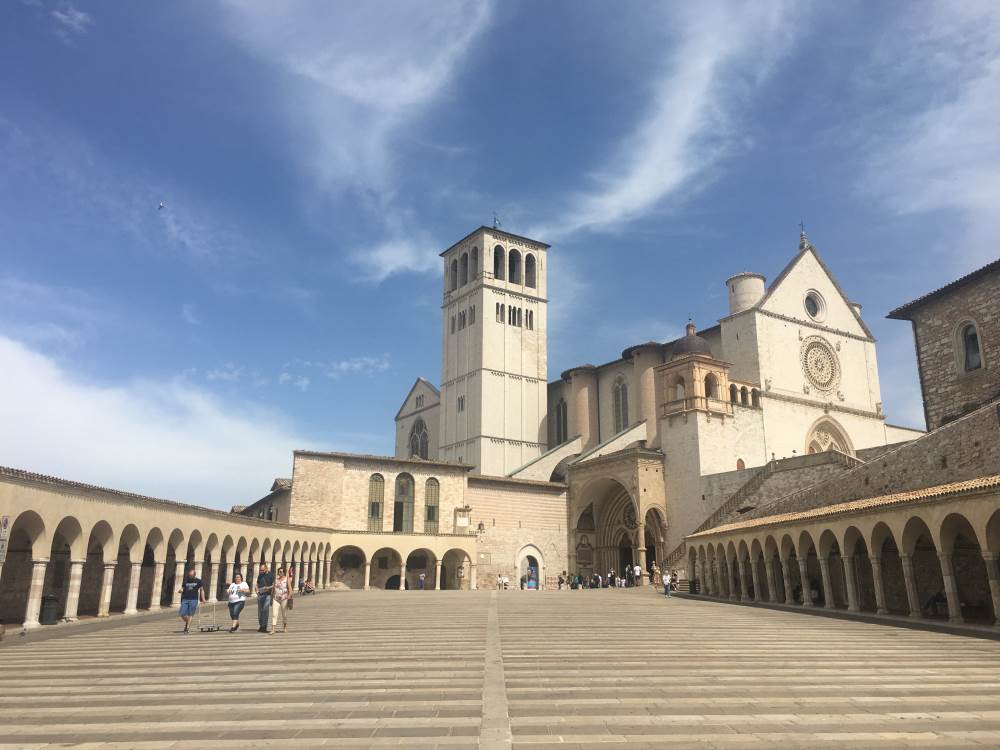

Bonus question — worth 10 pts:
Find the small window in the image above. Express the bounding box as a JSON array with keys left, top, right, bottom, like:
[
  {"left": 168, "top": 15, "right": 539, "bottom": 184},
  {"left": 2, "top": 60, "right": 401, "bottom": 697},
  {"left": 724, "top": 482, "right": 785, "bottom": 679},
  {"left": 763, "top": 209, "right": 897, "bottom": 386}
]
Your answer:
[
  {"left": 525, "top": 254, "right": 537, "bottom": 288},
  {"left": 517, "top": 308, "right": 523, "bottom": 327},
  {"left": 729, "top": 384, "right": 738, "bottom": 404},
  {"left": 961, "top": 323, "right": 982, "bottom": 372},
  {"left": 470, "top": 305, "right": 476, "bottom": 324},
  {"left": 493, "top": 245, "right": 505, "bottom": 280},
  {"left": 450, "top": 259, "right": 459, "bottom": 291},
  {"left": 459, "top": 253, "right": 469, "bottom": 286},
  {"left": 804, "top": 290, "right": 826, "bottom": 321},
  {"left": 416, "top": 395, "right": 424, "bottom": 409},
  {"left": 555, "top": 397, "right": 568, "bottom": 444},
  {"left": 450, "top": 316, "right": 456, "bottom": 334},
  {"left": 471, "top": 247, "right": 479, "bottom": 278},
  {"left": 500, "top": 304, "right": 506, "bottom": 324},
  {"left": 457, "top": 395, "right": 465, "bottom": 412},
  {"left": 613, "top": 376, "right": 629, "bottom": 433},
  {"left": 737, "top": 458, "right": 746, "bottom": 471},
  {"left": 424, "top": 478, "right": 440, "bottom": 534},
  {"left": 509, "top": 249, "right": 522, "bottom": 284}
]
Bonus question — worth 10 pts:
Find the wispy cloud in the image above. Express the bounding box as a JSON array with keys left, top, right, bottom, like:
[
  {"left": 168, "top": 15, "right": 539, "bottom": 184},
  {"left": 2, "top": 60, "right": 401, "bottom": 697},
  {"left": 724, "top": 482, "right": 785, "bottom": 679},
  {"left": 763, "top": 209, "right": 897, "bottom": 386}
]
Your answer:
[
  {"left": 181, "top": 302, "right": 200, "bottom": 325},
  {"left": 278, "top": 372, "right": 310, "bottom": 392},
  {"left": 534, "top": 1, "right": 804, "bottom": 239},
  {"left": 350, "top": 237, "right": 439, "bottom": 283},
  {"left": 51, "top": 5, "right": 92, "bottom": 43},
  {"left": 322, "top": 354, "right": 392, "bottom": 379},
  {"left": 0, "top": 275, "right": 118, "bottom": 351},
  {"left": 858, "top": 2, "right": 1000, "bottom": 270},
  {"left": 0, "top": 336, "right": 315, "bottom": 508},
  {"left": 206, "top": 362, "right": 268, "bottom": 387}
]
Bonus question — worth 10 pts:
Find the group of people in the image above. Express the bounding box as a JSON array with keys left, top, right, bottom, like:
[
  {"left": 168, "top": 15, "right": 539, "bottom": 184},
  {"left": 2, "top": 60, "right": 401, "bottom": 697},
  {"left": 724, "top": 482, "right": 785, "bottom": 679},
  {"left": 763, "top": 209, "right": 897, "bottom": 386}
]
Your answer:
[
  {"left": 177, "top": 562, "right": 296, "bottom": 634},
  {"left": 554, "top": 563, "right": 680, "bottom": 596}
]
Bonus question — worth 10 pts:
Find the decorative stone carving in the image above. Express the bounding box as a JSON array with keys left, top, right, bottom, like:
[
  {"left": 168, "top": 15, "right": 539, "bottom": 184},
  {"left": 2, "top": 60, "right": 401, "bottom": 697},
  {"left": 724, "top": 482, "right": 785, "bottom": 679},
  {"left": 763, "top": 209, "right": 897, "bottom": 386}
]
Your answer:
[{"left": 800, "top": 336, "right": 841, "bottom": 392}]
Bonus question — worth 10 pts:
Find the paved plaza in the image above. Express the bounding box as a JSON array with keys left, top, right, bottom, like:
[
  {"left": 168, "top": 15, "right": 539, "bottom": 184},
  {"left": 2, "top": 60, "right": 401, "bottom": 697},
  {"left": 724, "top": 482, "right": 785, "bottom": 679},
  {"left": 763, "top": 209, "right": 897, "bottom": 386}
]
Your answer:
[{"left": 3, "top": 590, "right": 1000, "bottom": 749}]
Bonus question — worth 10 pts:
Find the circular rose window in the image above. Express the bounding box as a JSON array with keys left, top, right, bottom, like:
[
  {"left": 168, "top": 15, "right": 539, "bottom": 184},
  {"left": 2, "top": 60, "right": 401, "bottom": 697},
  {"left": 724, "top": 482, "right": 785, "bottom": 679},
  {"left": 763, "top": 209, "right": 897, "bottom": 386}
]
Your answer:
[
  {"left": 804, "top": 290, "right": 826, "bottom": 321},
  {"left": 800, "top": 336, "right": 840, "bottom": 391}
]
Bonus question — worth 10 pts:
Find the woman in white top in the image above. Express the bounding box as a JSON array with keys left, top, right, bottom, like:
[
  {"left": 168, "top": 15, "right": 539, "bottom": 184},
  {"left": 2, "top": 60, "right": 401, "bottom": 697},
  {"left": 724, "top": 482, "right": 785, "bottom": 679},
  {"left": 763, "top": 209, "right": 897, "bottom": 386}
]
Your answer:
[
  {"left": 226, "top": 573, "right": 250, "bottom": 632},
  {"left": 269, "top": 567, "right": 293, "bottom": 634}
]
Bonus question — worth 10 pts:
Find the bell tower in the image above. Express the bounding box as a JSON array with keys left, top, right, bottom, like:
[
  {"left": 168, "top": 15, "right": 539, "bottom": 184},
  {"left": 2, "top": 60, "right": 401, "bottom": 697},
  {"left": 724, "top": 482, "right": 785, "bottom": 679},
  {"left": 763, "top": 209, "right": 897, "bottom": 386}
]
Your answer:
[{"left": 438, "top": 226, "right": 550, "bottom": 476}]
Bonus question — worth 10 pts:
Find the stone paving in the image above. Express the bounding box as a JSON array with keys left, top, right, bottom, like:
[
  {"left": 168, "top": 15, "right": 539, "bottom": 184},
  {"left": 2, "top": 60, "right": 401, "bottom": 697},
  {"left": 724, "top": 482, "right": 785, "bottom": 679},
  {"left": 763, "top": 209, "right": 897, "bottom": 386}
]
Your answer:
[{"left": 3, "top": 589, "right": 1000, "bottom": 748}]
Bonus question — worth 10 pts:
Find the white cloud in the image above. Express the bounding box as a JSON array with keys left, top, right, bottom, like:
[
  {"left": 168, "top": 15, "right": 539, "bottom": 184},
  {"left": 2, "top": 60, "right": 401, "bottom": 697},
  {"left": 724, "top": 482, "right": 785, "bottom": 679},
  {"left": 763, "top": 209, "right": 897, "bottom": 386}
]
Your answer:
[
  {"left": 205, "top": 362, "right": 267, "bottom": 387},
  {"left": 535, "top": 1, "right": 803, "bottom": 239},
  {"left": 220, "top": 1, "right": 493, "bottom": 196},
  {"left": 0, "top": 275, "right": 118, "bottom": 351},
  {"left": 181, "top": 302, "right": 200, "bottom": 325},
  {"left": 323, "top": 354, "right": 391, "bottom": 379},
  {"left": 0, "top": 336, "right": 311, "bottom": 509},
  {"left": 350, "top": 237, "right": 439, "bottom": 283},
  {"left": 278, "top": 372, "right": 310, "bottom": 391},
  {"left": 51, "top": 5, "right": 92, "bottom": 42},
  {"left": 859, "top": 2, "right": 1000, "bottom": 270}
]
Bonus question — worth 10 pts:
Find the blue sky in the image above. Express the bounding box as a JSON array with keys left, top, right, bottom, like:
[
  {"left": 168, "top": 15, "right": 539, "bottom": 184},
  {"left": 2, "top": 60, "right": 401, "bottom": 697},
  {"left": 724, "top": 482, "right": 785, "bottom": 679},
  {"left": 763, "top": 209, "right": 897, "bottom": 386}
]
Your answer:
[{"left": 2, "top": 1, "right": 998, "bottom": 508}]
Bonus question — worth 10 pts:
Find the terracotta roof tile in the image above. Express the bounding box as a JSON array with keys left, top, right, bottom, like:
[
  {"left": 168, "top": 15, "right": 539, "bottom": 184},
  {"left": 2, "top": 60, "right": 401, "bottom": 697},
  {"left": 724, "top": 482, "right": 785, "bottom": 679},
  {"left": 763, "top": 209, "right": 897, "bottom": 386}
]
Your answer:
[{"left": 688, "top": 474, "right": 1000, "bottom": 539}]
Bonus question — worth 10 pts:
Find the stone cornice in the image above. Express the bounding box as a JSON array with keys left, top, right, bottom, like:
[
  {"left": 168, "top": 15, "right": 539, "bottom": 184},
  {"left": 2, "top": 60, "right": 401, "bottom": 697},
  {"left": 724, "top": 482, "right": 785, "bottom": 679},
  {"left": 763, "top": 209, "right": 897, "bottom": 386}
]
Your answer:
[
  {"left": 756, "top": 309, "right": 874, "bottom": 343},
  {"left": 761, "top": 390, "right": 883, "bottom": 420}
]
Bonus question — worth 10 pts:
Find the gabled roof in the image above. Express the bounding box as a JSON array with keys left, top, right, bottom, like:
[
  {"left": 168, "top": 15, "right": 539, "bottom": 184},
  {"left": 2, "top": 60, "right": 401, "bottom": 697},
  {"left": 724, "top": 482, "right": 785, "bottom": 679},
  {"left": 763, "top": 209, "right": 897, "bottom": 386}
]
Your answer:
[
  {"left": 753, "top": 235, "right": 874, "bottom": 340},
  {"left": 887, "top": 257, "right": 1000, "bottom": 320},
  {"left": 270, "top": 478, "right": 292, "bottom": 492},
  {"left": 440, "top": 226, "right": 550, "bottom": 257},
  {"left": 394, "top": 377, "right": 441, "bottom": 420}
]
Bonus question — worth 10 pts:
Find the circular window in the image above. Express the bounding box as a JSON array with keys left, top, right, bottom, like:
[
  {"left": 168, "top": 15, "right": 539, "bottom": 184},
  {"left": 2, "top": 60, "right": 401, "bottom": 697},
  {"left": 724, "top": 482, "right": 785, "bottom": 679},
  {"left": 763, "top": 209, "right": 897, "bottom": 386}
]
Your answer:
[{"left": 804, "top": 290, "right": 826, "bottom": 321}]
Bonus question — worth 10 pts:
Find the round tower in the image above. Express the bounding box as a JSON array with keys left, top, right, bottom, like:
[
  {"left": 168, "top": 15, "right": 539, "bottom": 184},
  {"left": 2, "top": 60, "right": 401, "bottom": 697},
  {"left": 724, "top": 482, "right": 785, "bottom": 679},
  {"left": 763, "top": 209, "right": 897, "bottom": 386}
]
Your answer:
[{"left": 726, "top": 272, "right": 766, "bottom": 315}]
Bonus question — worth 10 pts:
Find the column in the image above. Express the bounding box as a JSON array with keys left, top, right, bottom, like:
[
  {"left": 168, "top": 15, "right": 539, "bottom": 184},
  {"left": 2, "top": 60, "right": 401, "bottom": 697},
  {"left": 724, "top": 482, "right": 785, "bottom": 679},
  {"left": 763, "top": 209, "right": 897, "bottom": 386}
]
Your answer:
[
  {"left": 435, "top": 560, "right": 443, "bottom": 590},
  {"left": 870, "top": 556, "right": 889, "bottom": 615},
  {"left": 764, "top": 558, "right": 778, "bottom": 603},
  {"left": 710, "top": 561, "right": 719, "bottom": 596},
  {"left": 938, "top": 552, "right": 963, "bottom": 624},
  {"left": 749, "top": 558, "right": 762, "bottom": 602},
  {"left": 363, "top": 562, "right": 372, "bottom": 591},
  {"left": 636, "top": 544, "right": 647, "bottom": 586},
  {"left": 728, "top": 560, "right": 739, "bottom": 601},
  {"left": 246, "top": 558, "right": 256, "bottom": 594},
  {"left": 843, "top": 555, "right": 860, "bottom": 612},
  {"left": 21, "top": 559, "right": 49, "bottom": 629},
  {"left": 319, "top": 557, "right": 327, "bottom": 589},
  {"left": 983, "top": 553, "right": 1000, "bottom": 626},
  {"left": 818, "top": 557, "right": 835, "bottom": 609},
  {"left": 797, "top": 558, "right": 813, "bottom": 606},
  {"left": 399, "top": 561, "right": 406, "bottom": 591},
  {"left": 97, "top": 562, "right": 116, "bottom": 617},
  {"left": 171, "top": 561, "right": 186, "bottom": 606},
  {"left": 149, "top": 561, "right": 165, "bottom": 610},
  {"left": 209, "top": 562, "right": 222, "bottom": 602},
  {"left": 900, "top": 554, "right": 922, "bottom": 618},
  {"left": 781, "top": 559, "right": 794, "bottom": 605},
  {"left": 470, "top": 562, "right": 478, "bottom": 590},
  {"left": 63, "top": 559, "right": 85, "bottom": 621},
  {"left": 738, "top": 561, "right": 750, "bottom": 601},
  {"left": 124, "top": 562, "right": 142, "bottom": 615}
]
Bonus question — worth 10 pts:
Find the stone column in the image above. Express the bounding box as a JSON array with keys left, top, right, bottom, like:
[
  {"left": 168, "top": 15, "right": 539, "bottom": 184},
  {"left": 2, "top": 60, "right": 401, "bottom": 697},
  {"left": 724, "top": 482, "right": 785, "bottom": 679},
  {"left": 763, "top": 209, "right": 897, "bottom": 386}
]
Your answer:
[
  {"left": 470, "top": 563, "right": 478, "bottom": 590},
  {"left": 797, "top": 558, "right": 813, "bottom": 606},
  {"left": 843, "top": 555, "right": 860, "bottom": 612},
  {"left": 749, "top": 559, "right": 762, "bottom": 602},
  {"left": 870, "top": 556, "right": 889, "bottom": 615},
  {"left": 764, "top": 558, "right": 778, "bottom": 602},
  {"left": 149, "top": 561, "right": 165, "bottom": 610},
  {"left": 209, "top": 562, "right": 222, "bottom": 602},
  {"left": 636, "top": 542, "right": 647, "bottom": 586},
  {"left": 123, "top": 562, "right": 142, "bottom": 615},
  {"left": 818, "top": 557, "right": 835, "bottom": 609},
  {"left": 21, "top": 559, "right": 49, "bottom": 629},
  {"left": 97, "top": 562, "right": 116, "bottom": 617},
  {"left": 738, "top": 561, "right": 750, "bottom": 601},
  {"left": 63, "top": 559, "right": 85, "bottom": 621},
  {"left": 728, "top": 560, "right": 739, "bottom": 601},
  {"left": 900, "top": 554, "right": 922, "bottom": 618},
  {"left": 435, "top": 561, "right": 443, "bottom": 590},
  {"left": 171, "top": 561, "right": 186, "bottom": 606},
  {"left": 319, "top": 557, "right": 327, "bottom": 589},
  {"left": 781, "top": 559, "right": 794, "bottom": 605},
  {"left": 246, "top": 559, "right": 256, "bottom": 594},
  {"left": 982, "top": 553, "right": 1000, "bottom": 626},
  {"left": 363, "top": 562, "right": 372, "bottom": 591},
  {"left": 938, "top": 552, "right": 963, "bottom": 624},
  {"left": 399, "top": 561, "right": 406, "bottom": 591}
]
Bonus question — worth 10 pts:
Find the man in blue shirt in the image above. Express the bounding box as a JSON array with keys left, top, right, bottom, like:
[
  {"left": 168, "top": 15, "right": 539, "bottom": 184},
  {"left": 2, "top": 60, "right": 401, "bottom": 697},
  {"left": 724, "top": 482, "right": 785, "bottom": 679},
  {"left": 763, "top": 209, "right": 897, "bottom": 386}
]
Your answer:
[{"left": 179, "top": 568, "right": 205, "bottom": 633}]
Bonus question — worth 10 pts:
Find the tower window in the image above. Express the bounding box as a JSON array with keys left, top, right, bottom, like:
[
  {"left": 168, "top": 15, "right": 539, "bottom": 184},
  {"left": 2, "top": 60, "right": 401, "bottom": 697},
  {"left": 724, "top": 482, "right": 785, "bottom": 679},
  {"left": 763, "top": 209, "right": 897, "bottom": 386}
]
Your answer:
[
  {"left": 960, "top": 322, "right": 983, "bottom": 372},
  {"left": 459, "top": 252, "right": 469, "bottom": 286},
  {"left": 457, "top": 395, "right": 465, "bottom": 412},
  {"left": 493, "top": 245, "right": 505, "bottom": 280},
  {"left": 517, "top": 307, "right": 523, "bottom": 327},
  {"left": 499, "top": 303, "right": 505, "bottom": 324},
  {"left": 508, "top": 249, "right": 522, "bottom": 284},
  {"left": 555, "top": 397, "right": 568, "bottom": 445},
  {"left": 471, "top": 247, "right": 479, "bottom": 278},
  {"left": 470, "top": 305, "right": 476, "bottom": 324},
  {"left": 451, "top": 315, "right": 456, "bottom": 334},
  {"left": 415, "top": 395, "right": 424, "bottom": 409},
  {"left": 525, "top": 254, "right": 536, "bottom": 288},
  {"left": 450, "top": 259, "right": 459, "bottom": 292}
]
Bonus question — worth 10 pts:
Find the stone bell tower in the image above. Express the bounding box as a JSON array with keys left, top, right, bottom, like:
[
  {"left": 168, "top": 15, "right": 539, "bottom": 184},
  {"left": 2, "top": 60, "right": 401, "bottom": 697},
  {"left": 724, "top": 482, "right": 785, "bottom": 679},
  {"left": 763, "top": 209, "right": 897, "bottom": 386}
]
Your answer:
[{"left": 438, "top": 226, "right": 550, "bottom": 476}]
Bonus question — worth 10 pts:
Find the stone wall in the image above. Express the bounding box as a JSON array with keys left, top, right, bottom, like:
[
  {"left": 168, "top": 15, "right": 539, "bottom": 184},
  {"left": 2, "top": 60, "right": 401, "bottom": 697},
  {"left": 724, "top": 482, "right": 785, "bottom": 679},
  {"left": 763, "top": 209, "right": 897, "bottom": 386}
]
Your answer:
[{"left": 905, "top": 267, "right": 1000, "bottom": 430}]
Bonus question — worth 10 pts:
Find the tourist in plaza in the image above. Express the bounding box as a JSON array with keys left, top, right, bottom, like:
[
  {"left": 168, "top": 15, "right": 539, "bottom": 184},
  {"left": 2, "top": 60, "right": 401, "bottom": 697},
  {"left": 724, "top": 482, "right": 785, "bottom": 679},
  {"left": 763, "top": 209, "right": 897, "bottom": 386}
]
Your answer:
[
  {"left": 226, "top": 572, "right": 250, "bottom": 632},
  {"left": 418, "top": 571, "right": 426, "bottom": 590},
  {"left": 269, "top": 567, "right": 292, "bottom": 634},
  {"left": 634, "top": 563, "right": 642, "bottom": 586},
  {"left": 178, "top": 568, "right": 204, "bottom": 634},
  {"left": 256, "top": 563, "right": 274, "bottom": 633},
  {"left": 663, "top": 569, "right": 672, "bottom": 597}
]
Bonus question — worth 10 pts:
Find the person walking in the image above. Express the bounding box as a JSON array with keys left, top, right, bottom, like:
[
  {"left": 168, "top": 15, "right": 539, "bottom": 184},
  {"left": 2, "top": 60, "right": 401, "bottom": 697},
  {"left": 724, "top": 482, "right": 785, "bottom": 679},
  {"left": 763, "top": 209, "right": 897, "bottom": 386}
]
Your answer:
[
  {"left": 663, "top": 569, "right": 672, "bottom": 598},
  {"left": 634, "top": 563, "right": 642, "bottom": 586},
  {"left": 178, "top": 568, "right": 204, "bottom": 634},
  {"left": 226, "top": 573, "right": 250, "bottom": 632},
  {"left": 269, "top": 567, "right": 293, "bottom": 634},
  {"left": 418, "top": 571, "right": 426, "bottom": 590},
  {"left": 256, "top": 563, "right": 274, "bottom": 633}
]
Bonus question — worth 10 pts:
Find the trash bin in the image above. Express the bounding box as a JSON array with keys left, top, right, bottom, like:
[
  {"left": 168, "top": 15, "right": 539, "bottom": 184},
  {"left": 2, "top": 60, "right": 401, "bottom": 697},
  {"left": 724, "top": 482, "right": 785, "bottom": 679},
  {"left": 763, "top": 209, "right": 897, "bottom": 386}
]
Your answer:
[{"left": 40, "top": 594, "right": 61, "bottom": 625}]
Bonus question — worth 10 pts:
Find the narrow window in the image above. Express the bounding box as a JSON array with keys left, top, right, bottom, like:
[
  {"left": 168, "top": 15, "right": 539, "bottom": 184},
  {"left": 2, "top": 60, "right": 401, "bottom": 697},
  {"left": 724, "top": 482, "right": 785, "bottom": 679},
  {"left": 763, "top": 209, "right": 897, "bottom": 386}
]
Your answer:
[
  {"left": 555, "top": 397, "right": 568, "bottom": 444},
  {"left": 729, "top": 384, "right": 738, "bottom": 404},
  {"left": 459, "top": 253, "right": 469, "bottom": 286},
  {"left": 471, "top": 247, "right": 479, "bottom": 278},
  {"left": 500, "top": 304, "right": 505, "bottom": 324},
  {"left": 424, "top": 478, "right": 440, "bottom": 534},
  {"left": 393, "top": 474, "right": 414, "bottom": 533},
  {"left": 450, "top": 259, "right": 458, "bottom": 291},
  {"left": 525, "top": 254, "right": 536, "bottom": 288},
  {"left": 368, "top": 474, "right": 384, "bottom": 532},
  {"left": 493, "top": 245, "right": 505, "bottom": 280},
  {"left": 704, "top": 374, "right": 718, "bottom": 400},
  {"left": 675, "top": 377, "right": 686, "bottom": 401},
  {"left": 450, "top": 316, "right": 455, "bottom": 334},
  {"left": 409, "top": 419, "right": 429, "bottom": 459},
  {"left": 517, "top": 307, "right": 523, "bottom": 327},
  {"left": 613, "top": 376, "right": 629, "bottom": 433},
  {"left": 508, "top": 249, "right": 522, "bottom": 284},
  {"left": 496, "top": 303, "right": 501, "bottom": 322},
  {"left": 736, "top": 458, "right": 745, "bottom": 471},
  {"left": 470, "top": 305, "right": 476, "bottom": 324},
  {"left": 740, "top": 386, "right": 749, "bottom": 407},
  {"left": 751, "top": 389, "right": 761, "bottom": 408},
  {"left": 962, "top": 323, "right": 982, "bottom": 371}
]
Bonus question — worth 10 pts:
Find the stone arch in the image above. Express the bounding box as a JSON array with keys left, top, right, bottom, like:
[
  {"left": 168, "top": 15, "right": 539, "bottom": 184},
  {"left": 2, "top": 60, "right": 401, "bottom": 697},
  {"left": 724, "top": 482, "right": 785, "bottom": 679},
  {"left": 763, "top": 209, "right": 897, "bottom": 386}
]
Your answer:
[
  {"left": 704, "top": 372, "right": 719, "bottom": 400},
  {"left": 108, "top": 524, "right": 142, "bottom": 614},
  {"left": 41, "top": 516, "right": 86, "bottom": 620},
  {"left": 136, "top": 527, "right": 165, "bottom": 610},
  {"left": 842, "top": 525, "right": 875, "bottom": 612},
  {"left": 575, "top": 477, "right": 638, "bottom": 577},
  {"left": 525, "top": 253, "right": 537, "bottom": 288},
  {"left": 644, "top": 507, "right": 666, "bottom": 573},
  {"left": 0, "top": 511, "right": 48, "bottom": 625},
  {"left": 371, "top": 547, "right": 403, "bottom": 590},
  {"left": 726, "top": 540, "right": 740, "bottom": 597},
  {"left": 405, "top": 548, "right": 437, "bottom": 591},
  {"left": 508, "top": 248, "right": 522, "bottom": 284},
  {"left": 750, "top": 538, "right": 768, "bottom": 601},
  {"left": 331, "top": 545, "right": 366, "bottom": 589},
  {"left": 764, "top": 535, "right": 782, "bottom": 603},
  {"left": 818, "top": 528, "right": 846, "bottom": 608},
  {"left": 805, "top": 415, "right": 854, "bottom": 456},
  {"left": 459, "top": 252, "right": 469, "bottom": 286},
  {"left": 779, "top": 533, "right": 802, "bottom": 603},
  {"left": 516, "top": 544, "right": 544, "bottom": 589},
  {"left": 940, "top": 513, "right": 992, "bottom": 623},
  {"left": 442, "top": 548, "right": 472, "bottom": 590},
  {"left": 493, "top": 245, "right": 505, "bottom": 280},
  {"left": 901, "top": 515, "right": 945, "bottom": 619},
  {"left": 715, "top": 543, "right": 729, "bottom": 597}
]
